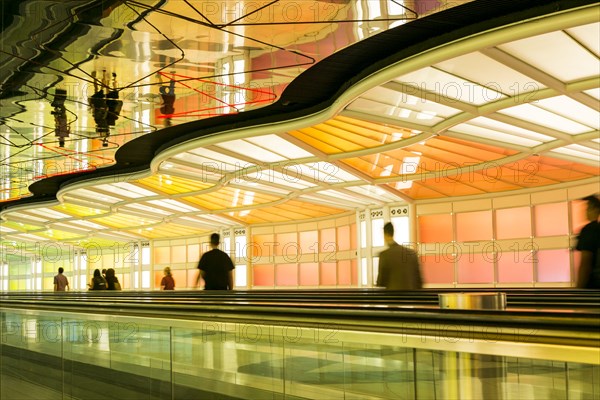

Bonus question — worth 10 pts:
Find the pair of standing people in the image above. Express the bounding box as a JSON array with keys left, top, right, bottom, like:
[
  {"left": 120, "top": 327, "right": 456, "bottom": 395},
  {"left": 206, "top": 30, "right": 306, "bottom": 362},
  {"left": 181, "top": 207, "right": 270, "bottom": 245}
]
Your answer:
[{"left": 89, "top": 268, "right": 121, "bottom": 290}]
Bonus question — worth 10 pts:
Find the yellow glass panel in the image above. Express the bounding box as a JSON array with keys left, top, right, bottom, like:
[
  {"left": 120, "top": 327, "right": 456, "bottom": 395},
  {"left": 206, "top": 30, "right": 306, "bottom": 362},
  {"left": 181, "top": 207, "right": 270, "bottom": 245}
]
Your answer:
[
  {"left": 154, "top": 247, "right": 170, "bottom": 264},
  {"left": 183, "top": 187, "right": 280, "bottom": 211},
  {"left": 54, "top": 203, "right": 105, "bottom": 217},
  {"left": 138, "top": 174, "right": 214, "bottom": 195},
  {"left": 92, "top": 213, "right": 159, "bottom": 228}
]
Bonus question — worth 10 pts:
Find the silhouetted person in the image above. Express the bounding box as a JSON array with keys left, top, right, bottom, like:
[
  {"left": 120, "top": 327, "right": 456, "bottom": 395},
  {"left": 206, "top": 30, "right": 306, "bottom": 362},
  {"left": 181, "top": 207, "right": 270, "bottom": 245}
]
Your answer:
[
  {"left": 376, "top": 222, "right": 422, "bottom": 290},
  {"left": 576, "top": 195, "right": 600, "bottom": 288},
  {"left": 105, "top": 268, "right": 121, "bottom": 290},
  {"left": 196, "top": 233, "right": 234, "bottom": 290},
  {"left": 53, "top": 267, "right": 69, "bottom": 291},
  {"left": 159, "top": 73, "right": 176, "bottom": 126},
  {"left": 89, "top": 269, "right": 107, "bottom": 290},
  {"left": 161, "top": 267, "right": 175, "bottom": 290}
]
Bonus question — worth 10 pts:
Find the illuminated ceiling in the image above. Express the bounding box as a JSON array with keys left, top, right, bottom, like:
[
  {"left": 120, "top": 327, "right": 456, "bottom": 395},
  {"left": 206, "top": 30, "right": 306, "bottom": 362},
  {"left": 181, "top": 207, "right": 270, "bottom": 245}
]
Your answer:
[{"left": 0, "top": 0, "right": 598, "bottom": 247}]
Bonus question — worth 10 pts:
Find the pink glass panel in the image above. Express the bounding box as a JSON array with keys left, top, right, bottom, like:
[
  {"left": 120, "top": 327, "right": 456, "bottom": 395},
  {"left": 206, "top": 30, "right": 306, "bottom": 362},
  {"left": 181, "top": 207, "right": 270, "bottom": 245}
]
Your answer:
[
  {"left": 154, "top": 247, "right": 170, "bottom": 264},
  {"left": 299, "top": 263, "right": 319, "bottom": 285},
  {"left": 252, "top": 235, "right": 275, "bottom": 257},
  {"left": 337, "top": 260, "right": 351, "bottom": 285},
  {"left": 419, "top": 214, "right": 453, "bottom": 243},
  {"left": 457, "top": 253, "right": 494, "bottom": 283},
  {"left": 498, "top": 251, "right": 533, "bottom": 283},
  {"left": 573, "top": 251, "right": 581, "bottom": 282},
  {"left": 253, "top": 264, "right": 275, "bottom": 286},
  {"left": 171, "top": 245, "right": 187, "bottom": 263},
  {"left": 496, "top": 207, "right": 532, "bottom": 239},
  {"left": 456, "top": 211, "right": 493, "bottom": 242},
  {"left": 534, "top": 203, "right": 569, "bottom": 237},
  {"left": 276, "top": 263, "right": 298, "bottom": 286},
  {"left": 320, "top": 228, "right": 336, "bottom": 252},
  {"left": 350, "top": 224, "right": 357, "bottom": 249},
  {"left": 187, "top": 244, "right": 200, "bottom": 264},
  {"left": 275, "top": 233, "right": 297, "bottom": 256},
  {"left": 536, "top": 249, "right": 570, "bottom": 282},
  {"left": 421, "top": 255, "right": 454, "bottom": 284},
  {"left": 300, "top": 231, "right": 318, "bottom": 255},
  {"left": 320, "top": 262, "right": 337, "bottom": 285},
  {"left": 337, "top": 226, "right": 351, "bottom": 251},
  {"left": 571, "top": 200, "right": 589, "bottom": 233}
]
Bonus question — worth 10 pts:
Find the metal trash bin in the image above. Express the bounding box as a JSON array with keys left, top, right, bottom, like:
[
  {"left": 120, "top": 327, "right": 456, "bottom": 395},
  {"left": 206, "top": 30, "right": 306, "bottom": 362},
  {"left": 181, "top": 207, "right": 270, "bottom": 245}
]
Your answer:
[{"left": 438, "top": 292, "right": 507, "bottom": 310}]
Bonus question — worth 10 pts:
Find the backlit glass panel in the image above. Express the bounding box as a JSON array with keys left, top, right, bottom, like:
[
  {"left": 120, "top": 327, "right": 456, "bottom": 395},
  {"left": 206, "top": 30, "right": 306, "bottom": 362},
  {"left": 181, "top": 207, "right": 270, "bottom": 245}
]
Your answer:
[
  {"left": 534, "top": 203, "right": 569, "bottom": 237},
  {"left": 537, "top": 249, "right": 570, "bottom": 282},
  {"left": 419, "top": 214, "right": 453, "bottom": 243},
  {"left": 498, "top": 251, "right": 533, "bottom": 283},
  {"left": 299, "top": 263, "right": 319, "bottom": 286},
  {"left": 456, "top": 211, "right": 493, "bottom": 242},
  {"left": 421, "top": 255, "right": 454, "bottom": 284},
  {"left": 276, "top": 263, "right": 298, "bottom": 286},
  {"left": 496, "top": 207, "right": 532, "bottom": 239},
  {"left": 253, "top": 264, "right": 274, "bottom": 286},
  {"left": 457, "top": 253, "right": 494, "bottom": 283},
  {"left": 320, "top": 262, "right": 337, "bottom": 285}
]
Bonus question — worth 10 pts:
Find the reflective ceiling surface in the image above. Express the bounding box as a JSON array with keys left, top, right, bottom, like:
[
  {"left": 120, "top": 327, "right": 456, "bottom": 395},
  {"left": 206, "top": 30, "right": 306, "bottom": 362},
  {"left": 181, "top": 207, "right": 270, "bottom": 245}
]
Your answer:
[{"left": 0, "top": 0, "right": 598, "bottom": 248}]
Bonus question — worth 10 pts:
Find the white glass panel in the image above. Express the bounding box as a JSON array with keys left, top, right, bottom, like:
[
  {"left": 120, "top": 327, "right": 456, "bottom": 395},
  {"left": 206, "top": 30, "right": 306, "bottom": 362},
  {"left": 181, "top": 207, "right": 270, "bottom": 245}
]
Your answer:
[
  {"left": 246, "top": 135, "right": 314, "bottom": 159},
  {"left": 347, "top": 98, "right": 444, "bottom": 127},
  {"left": 395, "top": 67, "right": 506, "bottom": 105},
  {"left": 319, "top": 190, "right": 370, "bottom": 204},
  {"left": 110, "top": 183, "right": 157, "bottom": 197},
  {"left": 536, "top": 96, "right": 600, "bottom": 130},
  {"left": 469, "top": 117, "right": 554, "bottom": 142},
  {"left": 124, "top": 203, "right": 173, "bottom": 215},
  {"left": 450, "top": 124, "right": 542, "bottom": 147},
  {"left": 359, "top": 85, "right": 461, "bottom": 117},
  {"left": 360, "top": 220, "right": 367, "bottom": 248},
  {"left": 244, "top": 171, "right": 315, "bottom": 189},
  {"left": 234, "top": 265, "right": 247, "bottom": 287},
  {"left": 235, "top": 235, "right": 247, "bottom": 261},
  {"left": 71, "top": 220, "right": 108, "bottom": 230},
  {"left": 361, "top": 258, "right": 367, "bottom": 285},
  {"left": 148, "top": 199, "right": 198, "bottom": 212},
  {"left": 498, "top": 104, "right": 591, "bottom": 134},
  {"left": 566, "top": 22, "right": 600, "bottom": 56},
  {"left": 0, "top": 226, "right": 16, "bottom": 233},
  {"left": 551, "top": 146, "right": 600, "bottom": 161},
  {"left": 79, "top": 275, "right": 86, "bottom": 288},
  {"left": 584, "top": 88, "right": 600, "bottom": 100},
  {"left": 134, "top": 271, "right": 139, "bottom": 289},
  {"left": 184, "top": 148, "right": 255, "bottom": 170},
  {"left": 498, "top": 31, "right": 599, "bottom": 82},
  {"left": 142, "top": 247, "right": 150, "bottom": 265},
  {"left": 372, "top": 218, "right": 384, "bottom": 247},
  {"left": 71, "top": 188, "right": 121, "bottom": 203},
  {"left": 27, "top": 208, "right": 71, "bottom": 219},
  {"left": 347, "top": 186, "right": 404, "bottom": 202},
  {"left": 142, "top": 271, "right": 150, "bottom": 288},
  {"left": 434, "top": 52, "right": 545, "bottom": 95},
  {"left": 215, "top": 139, "right": 287, "bottom": 162},
  {"left": 8, "top": 212, "right": 47, "bottom": 222},
  {"left": 392, "top": 216, "right": 410, "bottom": 245}
]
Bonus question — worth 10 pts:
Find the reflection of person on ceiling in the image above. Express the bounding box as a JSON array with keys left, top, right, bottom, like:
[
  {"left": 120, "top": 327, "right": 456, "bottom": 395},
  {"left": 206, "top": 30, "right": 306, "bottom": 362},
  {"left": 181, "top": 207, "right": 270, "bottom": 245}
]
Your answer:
[
  {"left": 158, "top": 72, "right": 176, "bottom": 127},
  {"left": 89, "top": 70, "right": 122, "bottom": 146},
  {"left": 51, "top": 88, "right": 69, "bottom": 147}
]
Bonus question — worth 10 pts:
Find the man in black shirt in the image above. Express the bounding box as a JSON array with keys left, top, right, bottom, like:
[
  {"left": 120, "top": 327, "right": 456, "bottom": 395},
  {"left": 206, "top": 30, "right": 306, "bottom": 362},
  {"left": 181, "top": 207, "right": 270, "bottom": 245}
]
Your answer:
[
  {"left": 576, "top": 195, "right": 600, "bottom": 288},
  {"left": 196, "top": 233, "right": 235, "bottom": 290}
]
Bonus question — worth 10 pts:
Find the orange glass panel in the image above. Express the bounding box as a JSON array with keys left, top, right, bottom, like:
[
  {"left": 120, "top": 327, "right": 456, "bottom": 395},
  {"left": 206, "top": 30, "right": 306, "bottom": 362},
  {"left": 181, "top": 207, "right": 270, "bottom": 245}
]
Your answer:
[
  {"left": 537, "top": 249, "right": 570, "bottom": 282},
  {"left": 456, "top": 211, "right": 492, "bottom": 242},
  {"left": 573, "top": 251, "right": 581, "bottom": 282},
  {"left": 154, "top": 247, "right": 170, "bottom": 264},
  {"left": 320, "top": 262, "right": 337, "bottom": 285},
  {"left": 300, "top": 263, "right": 319, "bottom": 286},
  {"left": 171, "top": 269, "right": 186, "bottom": 289},
  {"left": 534, "top": 203, "right": 569, "bottom": 237},
  {"left": 187, "top": 244, "right": 200, "bottom": 264},
  {"left": 337, "top": 226, "right": 351, "bottom": 251},
  {"left": 252, "top": 234, "right": 275, "bottom": 257},
  {"left": 188, "top": 269, "right": 200, "bottom": 289},
  {"left": 350, "top": 224, "right": 357, "bottom": 249},
  {"left": 457, "top": 253, "right": 494, "bottom": 283},
  {"left": 300, "top": 231, "right": 318, "bottom": 256},
  {"left": 276, "top": 263, "right": 298, "bottom": 286},
  {"left": 320, "top": 228, "right": 336, "bottom": 252},
  {"left": 337, "top": 260, "right": 351, "bottom": 285},
  {"left": 571, "top": 200, "right": 589, "bottom": 233},
  {"left": 498, "top": 251, "right": 533, "bottom": 283},
  {"left": 421, "top": 255, "right": 454, "bottom": 284},
  {"left": 154, "top": 271, "right": 163, "bottom": 288},
  {"left": 351, "top": 259, "right": 358, "bottom": 285},
  {"left": 171, "top": 245, "right": 187, "bottom": 263},
  {"left": 419, "top": 214, "right": 453, "bottom": 243},
  {"left": 496, "top": 207, "right": 532, "bottom": 239},
  {"left": 275, "top": 233, "right": 297, "bottom": 256},
  {"left": 253, "top": 264, "right": 274, "bottom": 286}
]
